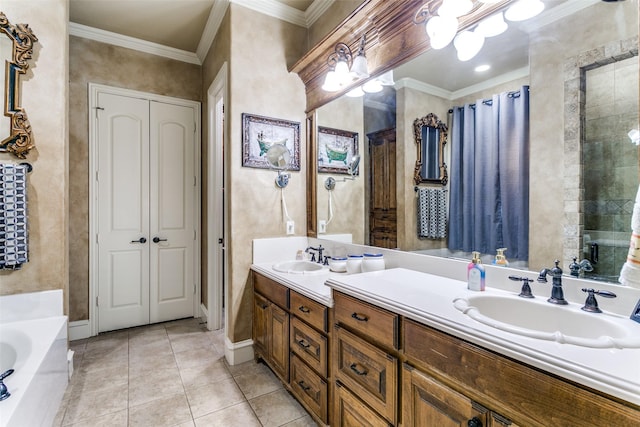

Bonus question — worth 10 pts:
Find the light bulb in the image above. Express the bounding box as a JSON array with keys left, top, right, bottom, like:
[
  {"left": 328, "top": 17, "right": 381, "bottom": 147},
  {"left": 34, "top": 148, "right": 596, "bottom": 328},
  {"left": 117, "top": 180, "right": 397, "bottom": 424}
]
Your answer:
[
  {"left": 377, "top": 70, "right": 395, "bottom": 86},
  {"left": 505, "top": 0, "right": 545, "bottom": 22},
  {"left": 322, "top": 70, "right": 341, "bottom": 92},
  {"left": 454, "top": 30, "right": 485, "bottom": 62},
  {"left": 426, "top": 15, "right": 458, "bottom": 50},
  {"left": 362, "top": 79, "right": 383, "bottom": 93},
  {"left": 350, "top": 55, "right": 369, "bottom": 79},
  {"left": 438, "top": 0, "right": 473, "bottom": 18},
  {"left": 475, "top": 12, "right": 508, "bottom": 38}
]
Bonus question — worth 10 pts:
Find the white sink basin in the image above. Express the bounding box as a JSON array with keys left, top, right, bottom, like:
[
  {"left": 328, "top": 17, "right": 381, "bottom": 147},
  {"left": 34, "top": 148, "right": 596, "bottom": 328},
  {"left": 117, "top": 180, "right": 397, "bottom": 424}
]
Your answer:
[
  {"left": 453, "top": 293, "right": 640, "bottom": 348},
  {"left": 272, "top": 260, "right": 328, "bottom": 275}
]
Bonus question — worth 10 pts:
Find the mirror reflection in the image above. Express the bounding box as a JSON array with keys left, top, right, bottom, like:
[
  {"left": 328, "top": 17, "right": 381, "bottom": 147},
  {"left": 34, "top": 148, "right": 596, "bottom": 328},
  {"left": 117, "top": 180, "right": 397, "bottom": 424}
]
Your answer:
[
  {"left": 414, "top": 113, "right": 447, "bottom": 185},
  {"left": 314, "top": 0, "right": 639, "bottom": 284}
]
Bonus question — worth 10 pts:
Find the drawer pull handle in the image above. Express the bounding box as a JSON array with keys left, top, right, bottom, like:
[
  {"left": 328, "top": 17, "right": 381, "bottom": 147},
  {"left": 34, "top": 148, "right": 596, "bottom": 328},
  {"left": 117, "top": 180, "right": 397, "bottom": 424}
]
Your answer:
[
  {"left": 351, "top": 312, "right": 368, "bottom": 322},
  {"left": 298, "top": 306, "right": 311, "bottom": 313},
  {"left": 297, "top": 380, "right": 311, "bottom": 391},
  {"left": 297, "top": 339, "right": 310, "bottom": 349},
  {"left": 349, "top": 363, "right": 368, "bottom": 376},
  {"left": 467, "top": 417, "right": 483, "bottom": 427}
]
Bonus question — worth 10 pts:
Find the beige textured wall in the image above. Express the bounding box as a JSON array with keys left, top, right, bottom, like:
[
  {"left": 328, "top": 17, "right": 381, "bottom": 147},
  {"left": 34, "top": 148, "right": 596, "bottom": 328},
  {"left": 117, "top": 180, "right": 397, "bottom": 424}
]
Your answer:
[
  {"left": 0, "top": 1, "right": 69, "bottom": 314},
  {"left": 226, "top": 4, "right": 307, "bottom": 342},
  {"left": 316, "top": 96, "right": 365, "bottom": 244},
  {"left": 396, "top": 87, "right": 450, "bottom": 251},
  {"left": 68, "top": 36, "right": 201, "bottom": 321},
  {"left": 528, "top": 0, "right": 638, "bottom": 270},
  {"left": 201, "top": 7, "right": 232, "bottom": 314}
]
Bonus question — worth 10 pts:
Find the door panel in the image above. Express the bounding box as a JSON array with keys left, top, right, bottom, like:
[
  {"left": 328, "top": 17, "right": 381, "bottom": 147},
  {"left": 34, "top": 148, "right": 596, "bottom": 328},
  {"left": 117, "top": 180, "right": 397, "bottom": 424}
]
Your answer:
[
  {"left": 149, "top": 101, "right": 195, "bottom": 322},
  {"left": 97, "top": 93, "right": 150, "bottom": 332}
]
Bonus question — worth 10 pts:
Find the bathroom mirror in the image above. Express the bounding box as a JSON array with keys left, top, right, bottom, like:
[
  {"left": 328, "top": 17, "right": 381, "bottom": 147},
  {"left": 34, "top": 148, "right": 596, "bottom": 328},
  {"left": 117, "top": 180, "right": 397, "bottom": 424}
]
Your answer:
[
  {"left": 0, "top": 12, "right": 38, "bottom": 159},
  {"left": 414, "top": 113, "right": 448, "bottom": 185},
  {"left": 266, "top": 143, "right": 291, "bottom": 188},
  {"left": 300, "top": 0, "right": 639, "bottom": 282}
]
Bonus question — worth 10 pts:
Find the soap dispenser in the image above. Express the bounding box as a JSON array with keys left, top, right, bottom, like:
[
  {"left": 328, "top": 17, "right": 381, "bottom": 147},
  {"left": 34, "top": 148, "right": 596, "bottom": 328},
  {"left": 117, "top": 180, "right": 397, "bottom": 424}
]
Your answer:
[
  {"left": 492, "top": 248, "right": 509, "bottom": 267},
  {"left": 467, "top": 251, "right": 486, "bottom": 291}
]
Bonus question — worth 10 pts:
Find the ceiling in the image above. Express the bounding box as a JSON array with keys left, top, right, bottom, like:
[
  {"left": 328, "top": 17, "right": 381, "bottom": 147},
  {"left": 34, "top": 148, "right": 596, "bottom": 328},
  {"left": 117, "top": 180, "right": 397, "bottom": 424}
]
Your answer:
[{"left": 69, "top": 0, "right": 319, "bottom": 53}]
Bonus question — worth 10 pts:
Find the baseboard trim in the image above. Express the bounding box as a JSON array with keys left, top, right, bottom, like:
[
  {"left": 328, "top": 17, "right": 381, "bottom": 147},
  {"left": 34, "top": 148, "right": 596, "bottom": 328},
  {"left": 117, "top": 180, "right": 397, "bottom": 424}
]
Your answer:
[
  {"left": 69, "top": 320, "right": 91, "bottom": 341},
  {"left": 200, "top": 303, "right": 209, "bottom": 324},
  {"left": 224, "top": 337, "right": 254, "bottom": 365}
]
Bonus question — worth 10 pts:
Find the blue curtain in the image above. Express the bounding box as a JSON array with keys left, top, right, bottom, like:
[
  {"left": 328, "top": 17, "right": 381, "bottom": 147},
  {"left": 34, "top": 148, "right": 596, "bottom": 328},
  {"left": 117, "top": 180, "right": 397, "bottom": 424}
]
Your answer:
[{"left": 449, "top": 86, "right": 529, "bottom": 260}]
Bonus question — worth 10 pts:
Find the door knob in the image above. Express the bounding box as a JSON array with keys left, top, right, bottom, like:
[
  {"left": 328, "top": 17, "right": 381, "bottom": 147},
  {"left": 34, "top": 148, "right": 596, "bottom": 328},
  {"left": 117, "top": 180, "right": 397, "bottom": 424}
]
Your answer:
[
  {"left": 131, "top": 237, "right": 147, "bottom": 244},
  {"left": 153, "top": 237, "right": 168, "bottom": 243}
]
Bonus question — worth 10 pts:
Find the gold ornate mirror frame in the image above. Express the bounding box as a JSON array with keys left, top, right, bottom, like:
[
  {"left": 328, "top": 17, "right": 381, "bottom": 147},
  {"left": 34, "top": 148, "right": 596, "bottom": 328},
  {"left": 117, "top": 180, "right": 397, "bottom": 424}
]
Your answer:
[
  {"left": 413, "top": 113, "right": 448, "bottom": 186},
  {"left": 1, "top": 11, "right": 38, "bottom": 159}
]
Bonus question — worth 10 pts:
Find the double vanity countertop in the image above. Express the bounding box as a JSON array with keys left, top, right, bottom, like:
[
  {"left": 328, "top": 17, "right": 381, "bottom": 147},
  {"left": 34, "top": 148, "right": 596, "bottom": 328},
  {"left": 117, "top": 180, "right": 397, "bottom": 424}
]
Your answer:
[{"left": 251, "top": 262, "right": 640, "bottom": 406}]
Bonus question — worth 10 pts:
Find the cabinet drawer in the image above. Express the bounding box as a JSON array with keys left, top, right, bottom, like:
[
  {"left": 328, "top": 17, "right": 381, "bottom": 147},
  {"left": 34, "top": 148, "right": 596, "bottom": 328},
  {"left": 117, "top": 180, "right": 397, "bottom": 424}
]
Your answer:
[
  {"left": 334, "top": 292, "right": 398, "bottom": 350},
  {"left": 290, "top": 317, "right": 328, "bottom": 377},
  {"left": 334, "top": 381, "right": 392, "bottom": 427},
  {"left": 291, "top": 291, "right": 328, "bottom": 332},
  {"left": 254, "top": 272, "right": 288, "bottom": 309},
  {"left": 290, "top": 354, "right": 328, "bottom": 424},
  {"left": 333, "top": 325, "right": 397, "bottom": 424}
]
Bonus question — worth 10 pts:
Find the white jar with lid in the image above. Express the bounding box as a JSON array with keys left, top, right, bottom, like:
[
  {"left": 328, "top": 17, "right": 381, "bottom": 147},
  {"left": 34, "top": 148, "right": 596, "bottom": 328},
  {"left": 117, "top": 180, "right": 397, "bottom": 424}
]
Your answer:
[
  {"left": 361, "top": 253, "right": 385, "bottom": 272},
  {"left": 346, "top": 254, "right": 363, "bottom": 274},
  {"left": 329, "top": 256, "right": 347, "bottom": 273}
]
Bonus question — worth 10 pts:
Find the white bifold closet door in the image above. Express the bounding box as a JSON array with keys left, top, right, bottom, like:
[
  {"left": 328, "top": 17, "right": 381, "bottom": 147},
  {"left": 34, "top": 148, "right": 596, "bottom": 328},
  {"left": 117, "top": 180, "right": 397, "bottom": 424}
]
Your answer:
[{"left": 97, "top": 92, "right": 195, "bottom": 333}]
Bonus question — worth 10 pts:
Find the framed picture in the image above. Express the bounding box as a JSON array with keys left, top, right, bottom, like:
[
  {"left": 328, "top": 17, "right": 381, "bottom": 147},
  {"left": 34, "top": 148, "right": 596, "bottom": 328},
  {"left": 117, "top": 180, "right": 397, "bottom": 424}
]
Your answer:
[
  {"left": 317, "top": 126, "right": 359, "bottom": 174},
  {"left": 242, "top": 113, "right": 300, "bottom": 170}
]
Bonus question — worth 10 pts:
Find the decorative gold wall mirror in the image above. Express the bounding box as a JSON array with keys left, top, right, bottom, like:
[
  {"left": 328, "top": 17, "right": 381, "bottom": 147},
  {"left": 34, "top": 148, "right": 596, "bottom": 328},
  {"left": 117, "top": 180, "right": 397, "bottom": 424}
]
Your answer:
[
  {"left": 413, "top": 113, "right": 447, "bottom": 185},
  {"left": 1, "top": 11, "right": 38, "bottom": 159}
]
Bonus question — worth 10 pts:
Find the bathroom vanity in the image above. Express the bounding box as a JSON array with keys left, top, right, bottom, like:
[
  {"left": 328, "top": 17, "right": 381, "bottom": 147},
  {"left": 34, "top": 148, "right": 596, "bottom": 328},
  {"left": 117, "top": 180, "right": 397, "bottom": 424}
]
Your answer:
[{"left": 252, "top": 254, "right": 640, "bottom": 427}]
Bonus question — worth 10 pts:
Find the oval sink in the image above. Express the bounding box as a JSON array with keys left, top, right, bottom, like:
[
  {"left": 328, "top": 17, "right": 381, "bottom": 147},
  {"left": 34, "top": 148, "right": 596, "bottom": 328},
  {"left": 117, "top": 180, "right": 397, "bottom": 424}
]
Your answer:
[
  {"left": 453, "top": 293, "right": 640, "bottom": 348},
  {"left": 272, "top": 260, "right": 328, "bottom": 275}
]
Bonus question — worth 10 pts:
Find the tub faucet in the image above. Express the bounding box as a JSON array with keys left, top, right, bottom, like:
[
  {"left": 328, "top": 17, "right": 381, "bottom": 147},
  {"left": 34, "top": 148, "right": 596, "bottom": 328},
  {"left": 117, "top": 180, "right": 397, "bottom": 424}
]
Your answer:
[
  {"left": 0, "top": 369, "right": 14, "bottom": 401},
  {"left": 537, "top": 260, "right": 568, "bottom": 305}
]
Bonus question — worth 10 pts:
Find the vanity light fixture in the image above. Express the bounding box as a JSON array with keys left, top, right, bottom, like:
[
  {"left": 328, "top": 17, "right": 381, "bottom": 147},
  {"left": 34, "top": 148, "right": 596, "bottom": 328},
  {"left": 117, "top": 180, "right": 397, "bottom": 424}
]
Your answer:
[
  {"left": 425, "top": 14, "right": 459, "bottom": 49},
  {"left": 475, "top": 12, "right": 508, "bottom": 38},
  {"left": 505, "top": 0, "right": 545, "bottom": 21},
  {"left": 438, "top": 0, "right": 473, "bottom": 18},
  {"left": 322, "top": 36, "right": 369, "bottom": 92},
  {"left": 362, "top": 79, "right": 383, "bottom": 94},
  {"left": 454, "top": 29, "right": 485, "bottom": 61},
  {"left": 346, "top": 86, "right": 365, "bottom": 97}
]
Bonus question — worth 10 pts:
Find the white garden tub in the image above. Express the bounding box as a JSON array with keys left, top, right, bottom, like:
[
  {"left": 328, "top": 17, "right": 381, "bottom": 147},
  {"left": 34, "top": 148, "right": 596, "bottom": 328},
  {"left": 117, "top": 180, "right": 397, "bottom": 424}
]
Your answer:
[{"left": 0, "top": 291, "right": 68, "bottom": 427}]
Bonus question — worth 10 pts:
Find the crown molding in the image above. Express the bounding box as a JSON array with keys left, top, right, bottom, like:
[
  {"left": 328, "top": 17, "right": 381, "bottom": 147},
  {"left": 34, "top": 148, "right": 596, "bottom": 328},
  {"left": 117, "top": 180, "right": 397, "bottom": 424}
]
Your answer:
[
  {"left": 69, "top": 22, "right": 201, "bottom": 65},
  {"left": 396, "top": 66, "right": 530, "bottom": 101},
  {"left": 231, "top": 0, "right": 307, "bottom": 27},
  {"left": 197, "top": 0, "right": 230, "bottom": 62},
  {"left": 305, "top": 0, "right": 336, "bottom": 27}
]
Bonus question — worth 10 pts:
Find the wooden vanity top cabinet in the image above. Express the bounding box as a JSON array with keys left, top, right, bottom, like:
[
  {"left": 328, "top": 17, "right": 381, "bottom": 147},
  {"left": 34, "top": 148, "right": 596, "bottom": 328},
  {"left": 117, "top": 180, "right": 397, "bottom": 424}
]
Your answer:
[
  {"left": 252, "top": 272, "right": 332, "bottom": 425},
  {"left": 403, "top": 318, "right": 640, "bottom": 426}
]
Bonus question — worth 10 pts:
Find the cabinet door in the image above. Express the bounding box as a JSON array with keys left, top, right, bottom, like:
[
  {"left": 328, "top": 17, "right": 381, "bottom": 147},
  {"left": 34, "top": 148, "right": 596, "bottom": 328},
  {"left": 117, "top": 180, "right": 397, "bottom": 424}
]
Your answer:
[
  {"left": 253, "top": 293, "right": 270, "bottom": 357},
  {"left": 269, "top": 303, "right": 290, "bottom": 382},
  {"left": 334, "top": 382, "right": 392, "bottom": 427},
  {"left": 402, "top": 364, "right": 488, "bottom": 427}
]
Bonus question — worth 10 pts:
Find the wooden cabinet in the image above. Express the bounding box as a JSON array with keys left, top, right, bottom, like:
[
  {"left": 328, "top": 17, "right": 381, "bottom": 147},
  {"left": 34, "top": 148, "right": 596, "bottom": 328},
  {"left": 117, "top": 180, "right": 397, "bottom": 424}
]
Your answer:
[
  {"left": 334, "top": 381, "right": 392, "bottom": 427},
  {"left": 332, "top": 291, "right": 399, "bottom": 425},
  {"left": 252, "top": 272, "right": 331, "bottom": 425},
  {"left": 252, "top": 276, "right": 290, "bottom": 382},
  {"left": 402, "top": 363, "right": 488, "bottom": 427},
  {"left": 368, "top": 128, "right": 397, "bottom": 249}
]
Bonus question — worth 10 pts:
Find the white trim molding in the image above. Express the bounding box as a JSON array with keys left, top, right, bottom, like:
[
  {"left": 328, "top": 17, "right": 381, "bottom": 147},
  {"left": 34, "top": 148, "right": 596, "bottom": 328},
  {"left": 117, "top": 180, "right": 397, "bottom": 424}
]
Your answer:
[
  {"left": 69, "top": 320, "right": 91, "bottom": 341},
  {"left": 69, "top": 22, "right": 201, "bottom": 65},
  {"left": 224, "top": 337, "right": 255, "bottom": 365},
  {"left": 197, "top": 0, "right": 230, "bottom": 62}
]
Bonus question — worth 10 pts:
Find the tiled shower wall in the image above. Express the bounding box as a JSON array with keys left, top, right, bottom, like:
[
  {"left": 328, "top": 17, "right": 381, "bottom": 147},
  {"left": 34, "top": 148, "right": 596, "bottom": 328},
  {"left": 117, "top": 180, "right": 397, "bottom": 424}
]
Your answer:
[{"left": 583, "top": 56, "right": 639, "bottom": 279}]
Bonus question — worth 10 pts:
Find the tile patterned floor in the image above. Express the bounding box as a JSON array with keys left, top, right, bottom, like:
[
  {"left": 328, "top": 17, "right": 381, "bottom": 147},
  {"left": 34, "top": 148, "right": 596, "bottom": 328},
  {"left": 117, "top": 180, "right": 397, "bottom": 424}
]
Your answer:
[{"left": 54, "top": 318, "right": 317, "bottom": 427}]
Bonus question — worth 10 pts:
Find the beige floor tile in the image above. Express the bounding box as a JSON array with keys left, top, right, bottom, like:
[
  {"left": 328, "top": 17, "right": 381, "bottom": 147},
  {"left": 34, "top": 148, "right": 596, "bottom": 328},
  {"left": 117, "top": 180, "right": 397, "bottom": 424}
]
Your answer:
[
  {"left": 165, "top": 319, "right": 208, "bottom": 337},
  {"left": 205, "top": 330, "right": 225, "bottom": 349},
  {"left": 129, "top": 351, "right": 177, "bottom": 376},
  {"left": 281, "top": 415, "right": 319, "bottom": 426},
  {"left": 185, "top": 377, "right": 246, "bottom": 419},
  {"left": 234, "top": 364, "right": 283, "bottom": 400},
  {"left": 174, "top": 346, "right": 223, "bottom": 370},
  {"left": 193, "top": 402, "right": 261, "bottom": 427},
  {"left": 170, "top": 333, "right": 216, "bottom": 354},
  {"left": 129, "top": 393, "right": 192, "bottom": 427},
  {"left": 65, "top": 409, "right": 128, "bottom": 426},
  {"left": 225, "top": 359, "right": 267, "bottom": 378},
  {"left": 67, "top": 365, "right": 128, "bottom": 396},
  {"left": 62, "top": 387, "right": 128, "bottom": 425},
  {"left": 179, "top": 359, "right": 231, "bottom": 390},
  {"left": 79, "top": 354, "right": 128, "bottom": 374},
  {"left": 129, "top": 366, "right": 184, "bottom": 407},
  {"left": 129, "top": 337, "right": 174, "bottom": 358},
  {"left": 249, "top": 389, "right": 308, "bottom": 427},
  {"left": 174, "top": 421, "right": 196, "bottom": 427}
]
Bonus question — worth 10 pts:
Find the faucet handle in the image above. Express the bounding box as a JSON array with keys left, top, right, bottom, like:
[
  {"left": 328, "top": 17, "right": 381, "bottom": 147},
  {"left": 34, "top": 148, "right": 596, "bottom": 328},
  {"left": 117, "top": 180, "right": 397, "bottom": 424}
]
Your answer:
[
  {"left": 581, "top": 288, "right": 616, "bottom": 313},
  {"left": 509, "top": 276, "right": 534, "bottom": 298}
]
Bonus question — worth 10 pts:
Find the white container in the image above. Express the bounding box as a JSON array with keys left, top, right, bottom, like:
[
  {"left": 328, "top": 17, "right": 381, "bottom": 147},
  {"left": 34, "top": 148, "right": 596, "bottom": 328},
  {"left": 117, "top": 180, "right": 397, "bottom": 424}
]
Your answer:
[
  {"left": 329, "top": 256, "right": 347, "bottom": 272},
  {"left": 346, "top": 254, "right": 363, "bottom": 274},
  {"left": 362, "top": 253, "right": 385, "bottom": 272}
]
